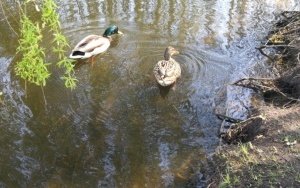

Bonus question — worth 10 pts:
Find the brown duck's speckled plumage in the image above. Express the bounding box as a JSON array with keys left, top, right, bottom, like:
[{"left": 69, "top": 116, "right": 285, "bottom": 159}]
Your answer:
[{"left": 153, "top": 46, "right": 181, "bottom": 86}]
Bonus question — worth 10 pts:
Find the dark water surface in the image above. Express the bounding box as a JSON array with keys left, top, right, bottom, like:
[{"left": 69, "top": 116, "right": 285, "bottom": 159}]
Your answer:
[{"left": 0, "top": 0, "right": 298, "bottom": 187}]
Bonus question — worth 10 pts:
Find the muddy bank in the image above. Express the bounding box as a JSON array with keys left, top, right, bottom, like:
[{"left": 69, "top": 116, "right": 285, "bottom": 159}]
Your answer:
[
  {"left": 208, "top": 11, "right": 300, "bottom": 187},
  {"left": 218, "top": 11, "right": 300, "bottom": 144}
]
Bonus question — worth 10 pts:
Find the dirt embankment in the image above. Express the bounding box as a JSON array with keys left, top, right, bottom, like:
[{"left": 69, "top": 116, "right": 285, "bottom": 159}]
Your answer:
[{"left": 208, "top": 11, "right": 300, "bottom": 188}]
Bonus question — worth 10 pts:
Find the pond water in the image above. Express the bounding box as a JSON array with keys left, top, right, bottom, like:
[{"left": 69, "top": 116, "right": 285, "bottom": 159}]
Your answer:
[{"left": 0, "top": 0, "right": 299, "bottom": 187}]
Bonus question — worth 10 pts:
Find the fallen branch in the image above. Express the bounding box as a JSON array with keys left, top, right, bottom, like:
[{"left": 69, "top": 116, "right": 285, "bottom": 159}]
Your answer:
[
  {"left": 231, "top": 77, "right": 275, "bottom": 85},
  {"left": 216, "top": 114, "right": 242, "bottom": 123},
  {"left": 232, "top": 77, "right": 300, "bottom": 102},
  {"left": 231, "top": 77, "right": 276, "bottom": 92}
]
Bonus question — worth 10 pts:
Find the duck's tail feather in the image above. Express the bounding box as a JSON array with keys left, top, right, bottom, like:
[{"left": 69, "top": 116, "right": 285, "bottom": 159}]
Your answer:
[
  {"left": 72, "top": 51, "right": 85, "bottom": 56},
  {"left": 70, "top": 51, "right": 92, "bottom": 59}
]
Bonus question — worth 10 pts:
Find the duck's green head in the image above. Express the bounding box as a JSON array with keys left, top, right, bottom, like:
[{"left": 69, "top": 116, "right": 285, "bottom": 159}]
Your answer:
[{"left": 103, "top": 25, "right": 123, "bottom": 37}]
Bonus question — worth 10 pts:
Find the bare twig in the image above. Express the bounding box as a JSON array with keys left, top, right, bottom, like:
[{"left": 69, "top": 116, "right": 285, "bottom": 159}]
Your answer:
[
  {"left": 255, "top": 46, "right": 275, "bottom": 62},
  {"left": 261, "top": 44, "right": 298, "bottom": 49},
  {"left": 0, "top": 1, "right": 19, "bottom": 37},
  {"left": 216, "top": 114, "right": 243, "bottom": 123},
  {"left": 280, "top": 25, "right": 300, "bottom": 36},
  {"left": 232, "top": 77, "right": 300, "bottom": 102},
  {"left": 231, "top": 77, "right": 275, "bottom": 85},
  {"left": 41, "top": 86, "right": 47, "bottom": 109}
]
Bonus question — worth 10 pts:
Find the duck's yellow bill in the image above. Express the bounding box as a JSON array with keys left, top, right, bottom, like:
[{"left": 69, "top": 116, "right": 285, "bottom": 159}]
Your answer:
[{"left": 118, "top": 31, "right": 124, "bottom": 35}]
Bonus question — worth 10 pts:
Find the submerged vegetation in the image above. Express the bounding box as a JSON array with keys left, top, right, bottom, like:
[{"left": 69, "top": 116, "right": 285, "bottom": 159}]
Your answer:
[{"left": 13, "top": 0, "right": 77, "bottom": 89}]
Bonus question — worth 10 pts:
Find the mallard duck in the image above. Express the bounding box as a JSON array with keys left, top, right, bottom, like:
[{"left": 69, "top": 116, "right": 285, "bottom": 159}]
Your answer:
[
  {"left": 153, "top": 46, "right": 181, "bottom": 86},
  {"left": 69, "top": 25, "right": 123, "bottom": 65}
]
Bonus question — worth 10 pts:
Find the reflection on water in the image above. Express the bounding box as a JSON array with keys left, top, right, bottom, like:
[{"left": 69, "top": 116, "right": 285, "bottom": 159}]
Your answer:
[{"left": 0, "top": 0, "right": 299, "bottom": 187}]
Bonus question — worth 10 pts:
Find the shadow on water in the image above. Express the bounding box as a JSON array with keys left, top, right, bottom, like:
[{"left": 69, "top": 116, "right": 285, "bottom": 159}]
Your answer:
[
  {"left": 0, "top": 0, "right": 299, "bottom": 187},
  {"left": 157, "top": 83, "right": 175, "bottom": 99},
  {"left": 73, "top": 59, "right": 89, "bottom": 69}
]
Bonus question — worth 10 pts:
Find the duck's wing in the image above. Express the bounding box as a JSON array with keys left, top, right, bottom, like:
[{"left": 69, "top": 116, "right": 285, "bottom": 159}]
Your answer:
[
  {"left": 72, "top": 35, "right": 109, "bottom": 53},
  {"left": 70, "top": 35, "right": 111, "bottom": 59},
  {"left": 163, "top": 60, "right": 180, "bottom": 77},
  {"left": 154, "top": 60, "right": 167, "bottom": 79},
  {"left": 153, "top": 60, "right": 181, "bottom": 86},
  {"left": 168, "top": 60, "right": 181, "bottom": 78}
]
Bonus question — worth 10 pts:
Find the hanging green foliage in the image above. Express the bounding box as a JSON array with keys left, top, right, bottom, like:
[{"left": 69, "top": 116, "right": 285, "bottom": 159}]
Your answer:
[
  {"left": 15, "top": 0, "right": 77, "bottom": 89},
  {"left": 15, "top": 15, "right": 50, "bottom": 86}
]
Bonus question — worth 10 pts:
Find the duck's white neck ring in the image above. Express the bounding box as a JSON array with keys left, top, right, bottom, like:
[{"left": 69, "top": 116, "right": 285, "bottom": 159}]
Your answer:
[{"left": 103, "top": 35, "right": 112, "bottom": 42}]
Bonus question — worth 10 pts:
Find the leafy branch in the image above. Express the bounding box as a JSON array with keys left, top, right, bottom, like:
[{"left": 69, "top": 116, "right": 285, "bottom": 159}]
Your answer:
[
  {"left": 15, "top": 0, "right": 77, "bottom": 89},
  {"left": 15, "top": 15, "right": 50, "bottom": 86},
  {"left": 41, "top": 0, "right": 77, "bottom": 89}
]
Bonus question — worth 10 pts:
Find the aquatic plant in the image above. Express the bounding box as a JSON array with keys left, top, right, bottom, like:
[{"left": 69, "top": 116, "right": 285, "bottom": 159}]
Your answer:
[{"left": 14, "top": 0, "right": 77, "bottom": 89}]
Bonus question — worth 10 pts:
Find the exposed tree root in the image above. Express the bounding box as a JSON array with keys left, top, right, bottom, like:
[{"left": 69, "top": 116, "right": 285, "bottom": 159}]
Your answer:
[
  {"left": 219, "top": 115, "right": 266, "bottom": 144},
  {"left": 257, "top": 11, "right": 300, "bottom": 66},
  {"left": 232, "top": 77, "right": 300, "bottom": 102}
]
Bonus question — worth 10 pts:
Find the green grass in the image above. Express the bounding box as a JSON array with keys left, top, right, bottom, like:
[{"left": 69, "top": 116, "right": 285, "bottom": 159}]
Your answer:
[
  {"left": 219, "top": 170, "right": 231, "bottom": 188},
  {"left": 215, "top": 138, "right": 300, "bottom": 188}
]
